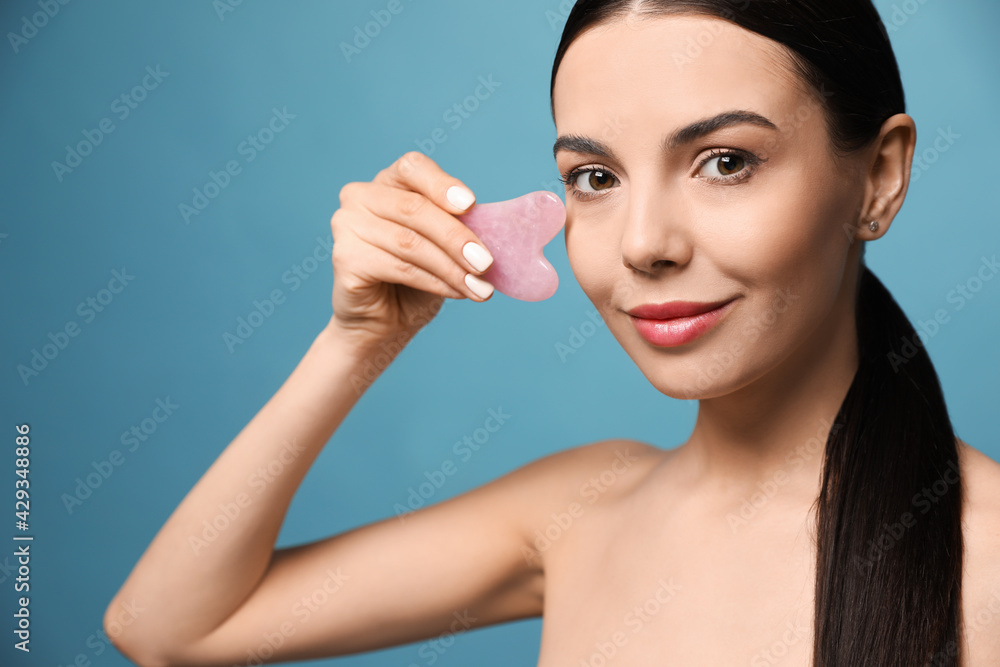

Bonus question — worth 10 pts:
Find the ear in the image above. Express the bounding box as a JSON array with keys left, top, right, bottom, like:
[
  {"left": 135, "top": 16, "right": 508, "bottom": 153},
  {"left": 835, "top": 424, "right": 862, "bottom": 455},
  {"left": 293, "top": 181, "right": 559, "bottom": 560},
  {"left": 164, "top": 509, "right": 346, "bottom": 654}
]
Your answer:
[{"left": 854, "top": 113, "right": 917, "bottom": 241}]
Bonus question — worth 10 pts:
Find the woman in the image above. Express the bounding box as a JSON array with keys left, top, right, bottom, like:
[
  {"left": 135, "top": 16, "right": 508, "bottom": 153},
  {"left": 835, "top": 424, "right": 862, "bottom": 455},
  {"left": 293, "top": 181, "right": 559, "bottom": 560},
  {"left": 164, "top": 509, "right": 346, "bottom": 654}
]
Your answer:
[{"left": 105, "top": 1, "right": 1000, "bottom": 665}]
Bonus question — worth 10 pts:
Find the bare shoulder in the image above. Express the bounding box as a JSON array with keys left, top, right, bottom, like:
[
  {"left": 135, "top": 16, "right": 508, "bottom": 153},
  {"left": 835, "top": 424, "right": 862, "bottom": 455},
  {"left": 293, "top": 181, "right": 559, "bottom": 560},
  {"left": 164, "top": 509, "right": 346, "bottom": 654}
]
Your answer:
[
  {"left": 957, "top": 437, "right": 1000, "bottom": 529},
  {"left": 512, "top": 438, "right": 668, "bottom": 506},
  {"left": 956, "top": 438, "right": 1000, "bottom": 661},
  {"left": 494, "top": 438, "right": 668, "bottom": 547},
  {"left": 500, "top": 438, "right": 668, "bottom": 568}
]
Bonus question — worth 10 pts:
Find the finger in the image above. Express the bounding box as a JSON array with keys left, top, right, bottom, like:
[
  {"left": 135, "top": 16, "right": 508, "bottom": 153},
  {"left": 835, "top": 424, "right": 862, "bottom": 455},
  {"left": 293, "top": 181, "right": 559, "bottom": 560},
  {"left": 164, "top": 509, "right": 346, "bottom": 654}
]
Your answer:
[
  {"left": 352, "top": 212, "right": 494, "bottom": 302},
  {"left": 370, "top": 153, "right": 493, "bottom": 274},
  {"left": 375, "top": 151, "right": 478, "bottom": 213},
  {"left": 344, "top": 236, "right": 467, "bottom": 301},
  {"left": 342, "top": 180, "right": 495, "bottom": 279}
]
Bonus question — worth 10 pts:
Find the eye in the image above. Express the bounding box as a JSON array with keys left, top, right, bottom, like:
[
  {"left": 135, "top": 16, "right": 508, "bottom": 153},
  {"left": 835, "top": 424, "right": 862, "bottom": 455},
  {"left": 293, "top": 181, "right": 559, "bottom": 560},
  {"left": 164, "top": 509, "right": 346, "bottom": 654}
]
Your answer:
[
  {"left": 696, "top": 149, "right": 762, "bottom": 184},
  {"left": 707, "top": 154, "right": 744, "bottom": 176},
  {"left": 559, "top": 166, "right": 620, "bottom": 201},
  {"left": 575, "top": 168, "right": 616, "bottom": 192}
]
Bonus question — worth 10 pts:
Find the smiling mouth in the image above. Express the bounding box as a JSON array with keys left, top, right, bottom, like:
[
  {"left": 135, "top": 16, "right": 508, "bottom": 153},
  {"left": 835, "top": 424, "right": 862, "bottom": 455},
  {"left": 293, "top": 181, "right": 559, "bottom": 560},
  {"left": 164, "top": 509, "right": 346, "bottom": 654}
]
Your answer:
[{"left": 627, "top": 298, "right": 739, "bottom": 347}]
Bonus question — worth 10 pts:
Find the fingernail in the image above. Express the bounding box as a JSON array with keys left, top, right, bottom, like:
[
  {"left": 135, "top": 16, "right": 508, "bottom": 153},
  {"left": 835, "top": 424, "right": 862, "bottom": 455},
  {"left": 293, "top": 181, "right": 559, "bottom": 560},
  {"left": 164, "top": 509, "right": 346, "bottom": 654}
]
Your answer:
[
  {"left": 465, "top": 273, "right": 494, "bottom": 300},
  {"left": 462, "top": 241, "right": 494, "bottom": 272},
  {"left": 447, "top": 185, "right": 476, "bottom": 210}
]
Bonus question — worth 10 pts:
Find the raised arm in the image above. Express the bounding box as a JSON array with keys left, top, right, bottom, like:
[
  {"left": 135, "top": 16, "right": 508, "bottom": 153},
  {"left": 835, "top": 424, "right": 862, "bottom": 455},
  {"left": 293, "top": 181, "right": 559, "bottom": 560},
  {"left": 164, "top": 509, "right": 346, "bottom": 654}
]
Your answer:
[{"left": 103, "top": 152, "right": 532, "bottom": 665}]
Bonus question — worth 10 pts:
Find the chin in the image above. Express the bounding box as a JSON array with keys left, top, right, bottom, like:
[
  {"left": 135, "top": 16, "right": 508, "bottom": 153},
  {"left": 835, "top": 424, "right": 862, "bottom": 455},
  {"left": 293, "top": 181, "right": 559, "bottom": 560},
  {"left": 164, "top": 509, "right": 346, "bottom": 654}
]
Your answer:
[
  {"left": 594, "top": 282, "right": 816, "bottom": 401},
  {"left": 601, "top": 312, "right": 781, "bottom": 401},
  {"left": 633, "top": 353, "right": 761, "bottom": 400}
]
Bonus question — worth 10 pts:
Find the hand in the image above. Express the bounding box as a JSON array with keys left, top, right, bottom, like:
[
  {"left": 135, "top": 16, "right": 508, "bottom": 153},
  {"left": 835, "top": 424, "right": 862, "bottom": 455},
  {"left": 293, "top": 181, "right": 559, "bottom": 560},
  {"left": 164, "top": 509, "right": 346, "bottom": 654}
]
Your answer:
[{"left": 327, "top": 151, "right": 496, "bottom": 347}]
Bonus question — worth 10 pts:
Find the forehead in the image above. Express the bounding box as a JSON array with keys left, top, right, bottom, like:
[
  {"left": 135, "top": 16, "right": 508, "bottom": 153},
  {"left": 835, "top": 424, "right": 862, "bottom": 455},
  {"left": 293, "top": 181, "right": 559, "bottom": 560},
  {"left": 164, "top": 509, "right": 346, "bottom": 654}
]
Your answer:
[{"left": 552, "top": 14, "right": 810, "bottom": 136}]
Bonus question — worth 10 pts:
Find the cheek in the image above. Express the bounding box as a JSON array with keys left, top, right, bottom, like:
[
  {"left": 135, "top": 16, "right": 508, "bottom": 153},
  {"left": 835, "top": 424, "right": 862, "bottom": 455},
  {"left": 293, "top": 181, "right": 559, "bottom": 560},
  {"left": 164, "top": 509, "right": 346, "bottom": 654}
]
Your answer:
[
  {"left": 565, "top": 216, "right": 621, "bottom": 311},
  {"left": 705, "top": 170, "right": 856, "bottom": 380},
  {"left": 708, "top": 160, "right": 853, "bottom": 300}
]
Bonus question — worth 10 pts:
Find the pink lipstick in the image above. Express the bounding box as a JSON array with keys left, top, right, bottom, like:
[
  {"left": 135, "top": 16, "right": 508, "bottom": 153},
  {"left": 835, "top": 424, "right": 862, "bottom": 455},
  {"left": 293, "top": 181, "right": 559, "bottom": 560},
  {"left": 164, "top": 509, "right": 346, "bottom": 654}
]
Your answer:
[{"left": 627, "top": 298, "right": 737, "bottom": 347}]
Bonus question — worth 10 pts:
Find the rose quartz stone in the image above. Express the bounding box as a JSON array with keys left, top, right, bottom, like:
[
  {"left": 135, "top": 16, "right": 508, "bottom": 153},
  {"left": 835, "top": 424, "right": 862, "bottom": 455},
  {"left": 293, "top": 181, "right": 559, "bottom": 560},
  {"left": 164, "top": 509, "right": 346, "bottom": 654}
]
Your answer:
[{"left": 458, "top": 191, "right": 566, "bottom": 302}]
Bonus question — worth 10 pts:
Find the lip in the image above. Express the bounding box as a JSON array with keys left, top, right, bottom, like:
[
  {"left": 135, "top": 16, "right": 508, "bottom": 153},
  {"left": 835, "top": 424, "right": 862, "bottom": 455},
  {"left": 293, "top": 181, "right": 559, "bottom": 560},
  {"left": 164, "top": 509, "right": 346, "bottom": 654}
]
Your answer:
[{"left": 627, "top": 298, "right": 738, "bottom": 347}]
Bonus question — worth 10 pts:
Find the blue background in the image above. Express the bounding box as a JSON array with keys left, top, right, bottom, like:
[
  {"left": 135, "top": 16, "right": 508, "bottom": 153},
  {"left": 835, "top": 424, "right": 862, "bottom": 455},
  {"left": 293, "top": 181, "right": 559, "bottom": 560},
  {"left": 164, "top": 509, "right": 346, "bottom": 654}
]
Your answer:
[{"left": 1, "top": 1, "right": 997, "bottom": 665}]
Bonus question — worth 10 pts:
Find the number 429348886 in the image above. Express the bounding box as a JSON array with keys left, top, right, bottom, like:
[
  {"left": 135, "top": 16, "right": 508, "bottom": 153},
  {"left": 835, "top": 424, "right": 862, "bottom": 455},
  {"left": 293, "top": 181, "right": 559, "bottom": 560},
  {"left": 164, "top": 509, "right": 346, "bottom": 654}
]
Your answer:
[{"left": 15, "top": 424, "right": 30, "bottom": 531}]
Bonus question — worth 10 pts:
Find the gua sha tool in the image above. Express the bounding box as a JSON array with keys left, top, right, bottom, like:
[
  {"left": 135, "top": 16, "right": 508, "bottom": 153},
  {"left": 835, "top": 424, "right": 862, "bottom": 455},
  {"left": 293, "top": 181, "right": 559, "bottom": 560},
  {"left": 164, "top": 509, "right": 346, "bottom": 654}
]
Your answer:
[{"left": 458, "top": 191, "right": 566, "bottom": 302}]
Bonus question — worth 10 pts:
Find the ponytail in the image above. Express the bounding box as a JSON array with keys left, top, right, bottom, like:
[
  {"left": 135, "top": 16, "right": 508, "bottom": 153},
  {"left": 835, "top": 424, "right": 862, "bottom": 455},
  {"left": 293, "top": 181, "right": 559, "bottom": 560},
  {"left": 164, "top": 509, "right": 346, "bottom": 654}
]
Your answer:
[{"left": 812, "top": 265, "right": 963, "bottom": 666}]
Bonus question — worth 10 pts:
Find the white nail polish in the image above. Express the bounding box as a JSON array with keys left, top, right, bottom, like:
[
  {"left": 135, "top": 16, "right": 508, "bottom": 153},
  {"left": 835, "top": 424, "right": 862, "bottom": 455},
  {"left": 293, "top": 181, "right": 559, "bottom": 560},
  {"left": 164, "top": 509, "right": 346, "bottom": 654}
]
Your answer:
[
  {"left": 462, "top": 241, "right": 494, "bottom": 273},
  {"left": 465, "top": 273, "right": 494, "bottom": 299},
  {"left": 447, "top": 185, "right": 475, "bottom": 210}
]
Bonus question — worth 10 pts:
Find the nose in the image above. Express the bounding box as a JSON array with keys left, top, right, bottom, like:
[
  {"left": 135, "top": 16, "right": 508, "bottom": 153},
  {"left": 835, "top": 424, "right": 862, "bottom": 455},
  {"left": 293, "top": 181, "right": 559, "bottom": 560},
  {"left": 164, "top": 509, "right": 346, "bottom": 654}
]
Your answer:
[{"left": 619, "top": 182, "right": 694, "bottom": 274}]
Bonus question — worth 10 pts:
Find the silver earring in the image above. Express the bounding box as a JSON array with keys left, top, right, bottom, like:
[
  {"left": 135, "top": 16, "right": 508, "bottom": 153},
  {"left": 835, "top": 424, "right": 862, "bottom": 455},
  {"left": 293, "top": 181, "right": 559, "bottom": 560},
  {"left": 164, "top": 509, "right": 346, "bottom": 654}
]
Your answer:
[{"left": 869, "top": 220, "right": 880, "bottom": 232}]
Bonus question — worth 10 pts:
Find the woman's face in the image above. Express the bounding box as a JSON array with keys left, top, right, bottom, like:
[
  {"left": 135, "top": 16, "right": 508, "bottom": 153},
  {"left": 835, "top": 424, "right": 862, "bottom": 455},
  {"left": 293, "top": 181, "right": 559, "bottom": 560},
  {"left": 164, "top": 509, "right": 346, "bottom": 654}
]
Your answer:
[{"left": 552, "top": 14, "right": 870, "bottom": 400}]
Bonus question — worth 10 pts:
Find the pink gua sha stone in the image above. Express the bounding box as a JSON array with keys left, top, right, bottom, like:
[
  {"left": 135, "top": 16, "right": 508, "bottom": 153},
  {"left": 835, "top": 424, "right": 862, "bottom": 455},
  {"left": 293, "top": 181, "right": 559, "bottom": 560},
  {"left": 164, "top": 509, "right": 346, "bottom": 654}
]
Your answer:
[{"left": 457, "top": 191, "right": 566, "bottom": 302}]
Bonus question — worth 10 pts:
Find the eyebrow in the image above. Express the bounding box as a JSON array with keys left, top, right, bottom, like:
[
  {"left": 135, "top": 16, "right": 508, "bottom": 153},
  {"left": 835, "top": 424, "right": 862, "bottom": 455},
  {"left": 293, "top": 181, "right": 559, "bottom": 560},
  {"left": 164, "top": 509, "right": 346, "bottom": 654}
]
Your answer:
[{"left": 552, "top": 110, "right": 779, "bottom": 160}]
